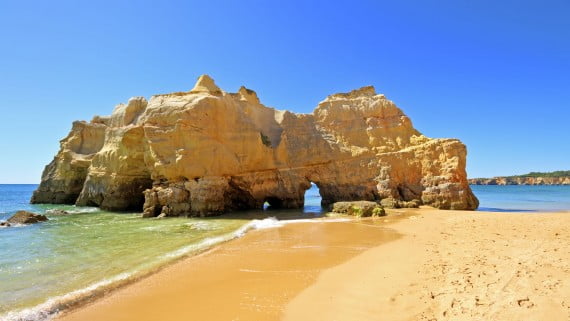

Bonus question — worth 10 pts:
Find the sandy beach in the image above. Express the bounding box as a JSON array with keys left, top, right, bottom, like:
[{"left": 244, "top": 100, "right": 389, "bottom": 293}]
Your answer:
[{"left": 57, "top": 208, "right": 570, "bottom": 321}]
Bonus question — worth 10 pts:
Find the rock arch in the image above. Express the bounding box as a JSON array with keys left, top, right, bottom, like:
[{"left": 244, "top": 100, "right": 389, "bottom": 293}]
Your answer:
[{"left": 32, "top": 75, "right": 479, "bottom": 216}]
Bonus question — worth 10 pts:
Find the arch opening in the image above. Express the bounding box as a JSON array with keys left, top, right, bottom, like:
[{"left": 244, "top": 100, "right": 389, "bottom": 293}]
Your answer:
[
  {"left": 303, "top": 182, "right": 324, "bottom": 214},
  {"left": 263, "top": 197, "right": 284, "bottom": 210}
]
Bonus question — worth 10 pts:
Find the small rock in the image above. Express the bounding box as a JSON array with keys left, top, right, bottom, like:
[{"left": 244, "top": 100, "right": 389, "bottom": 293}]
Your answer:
[
  {"left": 141, "top": 208, "right": 156, "bottom": 218},
  {"left": 330, "top": 201, "right": 385, "bottom": 217},
  {"left": 380, "top": 198, "right": 400, "bottom": 208},
  {"left": 0, "top": 221, "right": 10, "bottom": 227},
  {"left": 400, "top": 199, "right": 421, "bottom": 208},
  {"left": 45, "top": 209, "right": 69, "bottom": 215},
  {"left": 7, "top": 211, "right": 49, "bottom": 224},
  {"left": 157, "top": 213, "right": 167, "bottom": 219},
  {"left": 380, "top": 198, "right": 421, "bottom": 209}
]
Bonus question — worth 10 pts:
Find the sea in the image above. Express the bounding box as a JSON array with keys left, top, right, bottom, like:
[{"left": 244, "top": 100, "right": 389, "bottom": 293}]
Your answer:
[
  {"left": 1, "top": 184, "right": 569, "bottom": 320},
  {"left": 470, "top": 185, "right": 570, "bottom": 212},
  {"left": 0, "top": 184, "right": 326, "bottom": 321}
]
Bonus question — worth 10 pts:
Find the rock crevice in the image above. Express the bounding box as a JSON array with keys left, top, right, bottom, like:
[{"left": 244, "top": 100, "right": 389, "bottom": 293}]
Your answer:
[{"left": 32, "top": 75, "right": 479, "bottom": 215}]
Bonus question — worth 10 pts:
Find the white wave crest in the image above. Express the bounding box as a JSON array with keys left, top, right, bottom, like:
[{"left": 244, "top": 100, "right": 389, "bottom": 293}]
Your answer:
[
  {"left": 0, "top": 272, "right": 133, "bottom": 321},
  {"left": 43, "top": 207, "right": 99, "bottom": 215},
  {"left": 0, "top": 216, "right": 349, "bottom": 321},
  {"left": 64, "top": 207, "right": 99, "bottom": 214},
  {"left": 159, "top": 216, "right": 347, "bottom": 259}
]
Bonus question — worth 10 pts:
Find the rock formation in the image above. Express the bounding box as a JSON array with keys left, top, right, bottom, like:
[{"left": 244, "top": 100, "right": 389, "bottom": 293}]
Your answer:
[
  {"left": 469, "top": 177, "right": 570, "bottom": 185},
  {"left": 32, "top": 75, "right": 479, "bottom": 216},
  {"left": 7, "top": 211, "right": 48, "bottom": 224},
  {"left": 330, "top": 201, "right": 386, "bottom": 217}
]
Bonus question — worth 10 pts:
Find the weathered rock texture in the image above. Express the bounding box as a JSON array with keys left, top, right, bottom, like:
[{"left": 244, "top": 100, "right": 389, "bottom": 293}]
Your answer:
[
  {"left": 330, "top": 201, "right": 386, "bottom": 217},
  {"left": 32, "top": 75, "right": 478, "bottom": 216},
  {"left": 7, "top": 211, "right": 48, "bottom": 224},
  {"left": 469, "top": 177, "right": 570, "bottom": 185}
]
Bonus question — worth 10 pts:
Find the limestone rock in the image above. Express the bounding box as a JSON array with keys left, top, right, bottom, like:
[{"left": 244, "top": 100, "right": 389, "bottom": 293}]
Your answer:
[
  {"left": 330, "top": 201, "right": 386, "bottom": 217},
  {"left": 31, "top": 121, "right": 106, "bottom": 204},
  {"left": 7, "top": 211, "right": 48, "bottom": 224},
  {"left": 380, "top": 197, "right": 421, "bottom": 209},
  {"left": 190, "top": 75, "right": 223, "bottom": 95},
  {"left": 32, "top": 75, "right": 479, "bottom": 215}
]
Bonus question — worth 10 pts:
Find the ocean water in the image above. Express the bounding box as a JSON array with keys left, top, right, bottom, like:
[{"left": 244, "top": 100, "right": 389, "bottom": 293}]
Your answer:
[
  {"left": 0, "top": 184, "right": 325, "bottom": 321},
  {"left": 3, "top": 184, "right": 568, "bottom": 320},
  {"left": 471, "top": 185, "right": 570, "bottom": 212}
]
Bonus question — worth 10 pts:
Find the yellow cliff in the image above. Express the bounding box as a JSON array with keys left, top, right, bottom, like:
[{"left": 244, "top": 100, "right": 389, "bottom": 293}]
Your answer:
[{"left": 32, "top": 75, "right": 478, "bottom": 216}]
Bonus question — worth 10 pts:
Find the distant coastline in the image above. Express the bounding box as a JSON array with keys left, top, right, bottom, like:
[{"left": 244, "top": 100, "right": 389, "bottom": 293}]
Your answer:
[{"left": 469, "top": 170, "right": 570, "bottom": 185}]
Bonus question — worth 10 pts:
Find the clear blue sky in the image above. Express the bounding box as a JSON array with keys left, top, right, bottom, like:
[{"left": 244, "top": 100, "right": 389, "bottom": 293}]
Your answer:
[{"left": 0, "top": 0, "right": 568, "bottom": 183}]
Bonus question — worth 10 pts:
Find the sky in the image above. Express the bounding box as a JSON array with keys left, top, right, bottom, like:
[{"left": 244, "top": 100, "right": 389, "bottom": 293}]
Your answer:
[{"left": 0, "top": 0, "right": 568, "bottom": 183}]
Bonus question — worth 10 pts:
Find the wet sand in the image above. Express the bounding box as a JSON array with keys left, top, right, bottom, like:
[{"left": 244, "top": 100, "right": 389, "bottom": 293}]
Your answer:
[
  {"left": 57, "top": 217, "right": 401, "bottom": 321},
  {"left": 58, "top": 209, "right": 570, "bottom": 321}
]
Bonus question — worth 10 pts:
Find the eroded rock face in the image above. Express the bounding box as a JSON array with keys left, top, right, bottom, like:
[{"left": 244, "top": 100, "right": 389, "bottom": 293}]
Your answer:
[
  {"left": 31, "top": 121, "right": 106, "bottom": 204},
  {"left": 32, "top": 75, "right": 479, "bottom": 215}
]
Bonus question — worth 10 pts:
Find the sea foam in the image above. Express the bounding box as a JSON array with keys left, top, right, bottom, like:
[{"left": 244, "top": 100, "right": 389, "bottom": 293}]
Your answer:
[{"left": 0, "top": 216, "right": 348, "bottom": 321}]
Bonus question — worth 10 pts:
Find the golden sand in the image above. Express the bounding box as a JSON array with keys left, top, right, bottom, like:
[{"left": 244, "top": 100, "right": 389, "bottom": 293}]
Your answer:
[
  {"left": 57, "top": 217, "right": 401, "bottom": 321},
  {"left": 58, "top": 209, "right": 570, "bottom": 321}
]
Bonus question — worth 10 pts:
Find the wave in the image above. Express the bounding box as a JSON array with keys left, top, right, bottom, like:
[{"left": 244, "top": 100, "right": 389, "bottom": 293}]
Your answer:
[
  {"left": 0, "top": 272, "right": 133, "bottom": 321},
  {"left": 44, "top": 207, "right": 99, "bottom": 215},
  {"left": 160, "top": 216, "right": 351, "bottom": 259},
  {"left": 0, "top": 216, "right": 349, "bottom": 321},
  {"left": 159, "top": 217, "right": 289, "bottom": 259},
  {"left": 64, "top": 208, "right": 99, "bottom": 214}
]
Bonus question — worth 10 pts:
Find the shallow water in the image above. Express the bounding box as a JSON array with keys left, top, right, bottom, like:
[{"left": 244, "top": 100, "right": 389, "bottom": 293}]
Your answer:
[
  {"left": 470, "top": 185, "right": 570, "bottom": 212},
  {"left": 0, "top": 184, "right": 325, "bottom": 320},
  {"left": 2, "top": 183, "right": 569, "bottom": 320}
]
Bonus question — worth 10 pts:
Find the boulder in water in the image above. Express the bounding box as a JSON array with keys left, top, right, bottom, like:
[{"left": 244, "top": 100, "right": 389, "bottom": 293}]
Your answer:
[{"left": 7, "top": 211, "right": 49, "bottom": 224}]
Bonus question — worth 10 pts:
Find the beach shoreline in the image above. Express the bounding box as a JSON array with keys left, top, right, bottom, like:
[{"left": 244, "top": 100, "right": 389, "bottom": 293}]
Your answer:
[{"left": 54, "top": 208, "right": 570, "bottom": 321}]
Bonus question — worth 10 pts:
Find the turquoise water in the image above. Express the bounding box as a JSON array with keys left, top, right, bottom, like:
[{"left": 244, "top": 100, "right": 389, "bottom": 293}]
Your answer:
[
  {"left": 2, "top": 184, "right": 568, "bottom": 320},
  {"left": 471, "top": 185, "right": 570, "bottom": 212},
  {"left": 0, "top": 184, "right": 325, "bottom": 321}
]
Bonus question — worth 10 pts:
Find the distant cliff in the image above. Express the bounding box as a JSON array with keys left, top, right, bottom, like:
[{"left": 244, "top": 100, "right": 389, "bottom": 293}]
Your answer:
[
  {"left": 32, "top": 75, "right": 479, "bottom": 216},
  {"left": 469, "top": 171, "right": 570, "bottom": 185}
]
